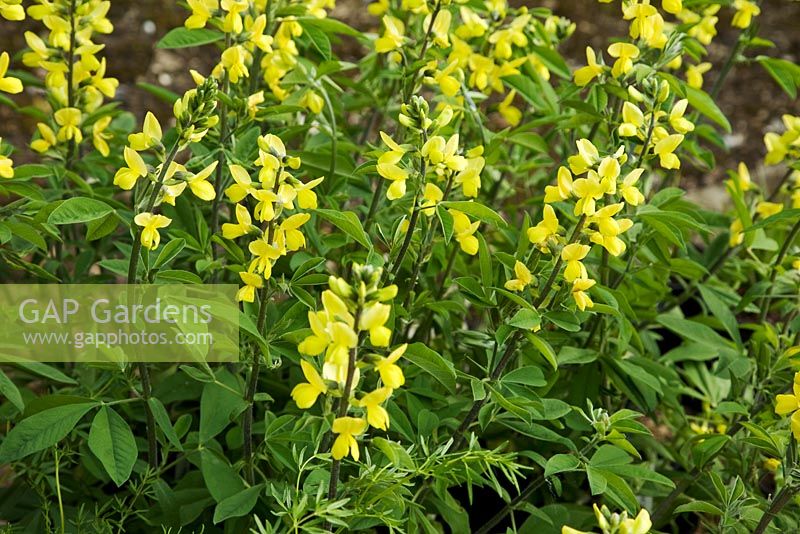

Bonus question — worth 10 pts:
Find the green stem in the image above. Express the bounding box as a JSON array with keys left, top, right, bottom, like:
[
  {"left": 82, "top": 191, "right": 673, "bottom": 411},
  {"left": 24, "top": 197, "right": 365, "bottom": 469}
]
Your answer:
[
  {"left": 210, "top": 32, "right": 232, "bottom": 238},
  {"left": 753, "top": 484, "right": 798, "bottom": 534},
  {"left": 758, "top": 218, "right": 800, "bottom": 323},
  {"left": 243, "top": 285, "right": 269, "bottom": 484}
]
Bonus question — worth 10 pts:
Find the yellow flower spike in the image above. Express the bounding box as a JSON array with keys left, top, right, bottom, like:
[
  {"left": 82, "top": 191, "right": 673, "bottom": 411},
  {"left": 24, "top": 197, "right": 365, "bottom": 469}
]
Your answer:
[
  {"left": 375, "top": 15, "right": 405, "bottom": 53},
  {"left": 0, "top": 52, "right": 23, "bottom": 94},
  {"left": 357, "top": 387, "right": 393, "bottom": 430},
  {"left": 186, "top": 160, "right": 218, "bottom": 201},
  {"left": 619, "top": 102, "right": 644, "bottom": 138},
  {"left": 54, "top": 107, "right": 82, "bottom": 143},
  {"left": 498, "top": 90, "right": 521, "bottom": 126},
  {"left": 359, "top": 302, "right": 392, "bottom": 347},
  {"left": 545, "top": 166, "right": 574, "bottom": 203},
  {"left": 668, "top": 99, "right": 695, "bottom": 134},
  {"left": 31, "top": 122, "right": 57, "bottom": 153},
  {"left": 222, "top": 204, "right": 254, "bottom": 239},
  {"left": 129, "top": 111, "right": 163, "bottom": 151},
  {"left": 113, "top": 146, "right": 148, "bottom": 190},
  {"left": 654, "top": 134, "right": 684, "bottom": 170},
  {"left": 279, "top": 213, "right": 311, "bottom": 251},
  {"left": 574, "top": 47, "right": 604, "bottom": 87},
  {"left": 528, "top": 204, "right": 559, "bottom": 248},
  {"left": 225, "top": 164, "right": 257, "bottom": 202},
  {"left": 375, "top": 344, "right": 406, "bottom": 389},
  {"left": 568, "top": 138, "right": 600, "bottom": 175},
  {"left": 607, "top": 42, "right": 639, "bottom": 78},
  {"left": 504, "top": 261, "right": 533, "bottom": 292},
  {"left": 620, "top": 168, "right": 646, "bottom": 206},
  {"left": 561, "top": 243, "right": 591, "bottom": 282},
  {"left": 450, "top": 209, "right": 480, "bottom": 255},
  {"left": 756, "top": 201, "right": 783, "bottom": 219},
  {"left": 300, "top": 89, "right": 324, "bottom": 114},
  {"left": 331, "top": 416, "right": 368, "bottom": 461},
  {"left": 571, "top": 278, "right": 596, "bottom": 311},
  {"left": 732, "top": 0, "right": 760, "bottom": 29},
  {"left": 662, "top": 0, "right": 682, "bottom": 14},
  {"left": 686, "top": 62, "right": 712, "bottom": 89},
  {"left": 421, "top": 183, "right": 444, "bottom": 216},
  {"left": 185, "top": 0, "right": 217, "bottom": 29},
  {"left": 291, "top": 360, "right": 329, "bottom": 409},
  {"left": 236, "top": 271, "right": 263, "bottom": 302},
  {"left": 0, "top": 0, "right": 24, "bottom": 20},
  {"left": 134, "top": 212, "right": 171, "bottom": 250}
]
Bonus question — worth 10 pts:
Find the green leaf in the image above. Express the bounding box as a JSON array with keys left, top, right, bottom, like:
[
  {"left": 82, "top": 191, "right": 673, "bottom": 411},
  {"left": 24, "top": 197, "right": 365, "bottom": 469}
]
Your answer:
[
  {"left": 156, "top": 27, "right": 224, "bottom": 49},
  {"left": 136, "top": 82, "right": 180, "bottom": 104},
  {"left": 213, "top": 485, "right": 263, "bottom": 524},
  {"left": 656, "top": 315, "right": 732, "bottom": 350},
  {"left": 684, "top": 86, "right": 731, "bottom": 133},
  {"left": 314, "top": 208, "right": 371, "bottom": 249},
  {"left": 525, "top": 333, "right": 558, "bottom": 370},
  {"left": 0, "top": 369, "right": 24, "bottom": 412},
  {"left": 48, "top": 197, "right": 114, "bottom": 225},
  {"left": 298, "top": 19, "right": 331, "bottom": 60},
  {"left": 155, "top": 269, "right": 203, "bottom": 284},
  {"left": 746, "top": 208, "right": 800, "bottom": 232},
  {"left": 674, "top": 501, "right": 724, "bottom": 516},
  {"left": 502, "top": 366, "right": 546, "bottom": 387},
  {"left": 758, "top": 56, "right": 800, "bottom": 98},
  {"left": 199, "top": 370, "right": 246, "bottom": 443},
  {"left": 508, "top": 308, "right": 542, "bottom": 331},
  {"left": 15, "top": 362, "right": 77, "bottom": 384},
  {"left": 153, "top": 238, "right": 186, "bottom": 270},
  {"left": 86, "top": 212, "right": 121, "bottom": 241},
  {"left": 544, "top": 454, "right": 581, "bottom": 477},
  {"left": 404, "top": 343, "right": 457, "bottom": 394},
  {"left": 698, "top": 284, "right": 742, "bottom": 347},
  {"left": 88, "top": 406, "right": 138, "bottom": 487},
  {"left": 200, "top": 448, "right": 246, "bottom": 503},
  {"left": 440, "top": 201, "right": 507, "bottom": 227},
  {"left": 0, "top": 402, "right": 97, "bottom": 462},
  {"left": 148, "top": 397, "right": 183, "bottom": 451}
]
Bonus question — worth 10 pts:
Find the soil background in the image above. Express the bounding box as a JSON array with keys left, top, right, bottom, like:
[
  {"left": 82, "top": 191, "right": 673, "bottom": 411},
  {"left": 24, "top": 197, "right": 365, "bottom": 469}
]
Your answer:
[{"left": 0, "top": 0, "right": 798, "bottom": 206}]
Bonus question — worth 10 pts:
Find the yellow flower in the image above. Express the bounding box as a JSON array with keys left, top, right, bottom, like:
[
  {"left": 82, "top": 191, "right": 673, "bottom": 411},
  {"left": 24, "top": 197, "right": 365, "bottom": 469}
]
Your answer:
[
  {"left": 528, "top": 204, "right": 559, "bottom": 248},
  {"left": 426, "top": 60, "right": 461, "bottom": 97},
  {"left": 729, "top": 218, "right": 744, "bottom": 246},
  {"left": 31, "top": 122, "right": 57, "bottom": 153},
  {"left": 498, "top": 90, "right": 521, "bottom": 126},
  {"left": 732, "top": 0, "right": 760, "bottom": 29},
  {"left": 544, "top": 166, "right": 574, "bottom": 203},
  {"left": 291, "top": 360, "right": 329, "bottom": 409},
  {"left": 279, "top": 213, "right": 311, "bottom": 251},
  {"left": 733, "top": 162, "right": 752, "bottom": 192},
  {"left": 662, "top": 0, "right": 682, "bottom": 14},
  {"left": 113, "top": 147, "right": 148, "bottom": 190},
  {"left": 185, "top": 160, "right": 218, "bottom": 201},
  {"left": 91, "top": 116, "right": 112, "bottom": 157},
  {"left": 456, "top": 6, "right": 487, "bottom": 38},
  {"left": 562, "top": 243, "right": 590, "bottom": 282},
  {"left": 568, "top": 138, "right": 600, "bottom": 175},
  {"left": 426, "top": 9, "right": 451, "bottom": 48},
  {"left": 185, "top": 0, "right": 217, "bottom": 29},
  {"left": 0, "top": 0, "right": 25, "bottom": 21},
  {"left": 54, "top": 107, "right": 82, "bottom": 143},
  {"left": 222, "top": 204, "right": 254, "bottom": 239},
  {"left": 764, "top": 458, "right": 781, "bottom": 472},
  {"left": 686, "top": 62, "right": 711, "bottom": 89},
  {"left": 669, "top": 99, "right": 695, "bottom": 134},
  {"left": 225, "top": 164, "right": 257, "bottom": 202},
  {"left": 420, "top": 183, "right": 443, "bottom": 216},
  {"left": 128, "top": 111, "right": 162, "bottom": 151},
  {"left": 356, "top": 387, "right": 392, "bottom": 430},
  {"left": 488, "top": 13, "right": 529, "bottom": 59},
  {"left": 374, "top": 344, "right": 406, "bottom": 389},
  {"left": 450, "top": 209, "right": 479, "bottom": 255},
  {"left": 421, "top": 134, "right": 466, "bottom": 173},
  {"left": 574, "top": 47, "right": 604, "bottom": 87},
  {"left": 620, "top": 509, "right": 652, "bottom": 534},
  {"left": 134, "top": 212, "right": 171, "bottom": 250},
  {"left": 573, "top": 172, "right": 608, "bottom": 216},
  {"left": 296, "top": 177, "right": 324, "bottom": 209},
  {"left": 620, "top": 168, "right": 645, "bottom": 206},
  {"left": 571, "top": 278, "right": 596, "bottom": 311},
  {"left": 375, "top": 16, "right": 405, "bottom": 53},
  {"left": 300, "top": 89, "right": 324, "bottom": 114},
  {"left": 505, "top": 261, "right": 532, "bottom": 292},
  {"left": 455, "top": 146, "right": 484, "bottom": 198},
  {"left": 0, "top": 51, "right": 22, "bottom": 94},
  {"left": 252, "top": 189, "right": 279, "bottom": 222},
  {"left": 619, "top": 102, "right": 644, "bottom": 138},
  {"left": 377, "top": 131, "right": 409, "bottom": 200},
  {"left": 236, "top": 271, "right": 263, "bottom": 302},
  {"left": 359, "top": 301, "right": 392, "bottom": 347},
  {"left": 0, "top": 139, "right": 13, "bottom": 179},
  {"left": 654, "top": 134, "right": 684, "bottom": 170},
  {"left": 331, "top": 416, "right": 368, "bottom": 461},
  {"left": 247, "top": 14, "right": 274, "bottom": 51},
  {"left": 607, "top": 42, "right": 639, "bottom": 78},
  {"left": 248, "top": 234, "right": 285, "bottom": 278},
  {"left": 756, "top": 201, "right": 783, "bottom": 219},
  {"left": 589, "top": 203, "right": 634, "bottom": 257},
  {"left": 220, "top": 45, "right": 249, "bottom": 83},
  {"left": 220, "top": 0, "right": 247, "bottom": 33}
]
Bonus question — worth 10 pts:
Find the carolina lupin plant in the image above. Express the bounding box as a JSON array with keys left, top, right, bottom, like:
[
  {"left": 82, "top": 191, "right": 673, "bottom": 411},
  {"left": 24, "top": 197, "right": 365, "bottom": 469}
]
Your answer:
[{"left": 0, "top": 0, "right": 800, "bottom": 532}]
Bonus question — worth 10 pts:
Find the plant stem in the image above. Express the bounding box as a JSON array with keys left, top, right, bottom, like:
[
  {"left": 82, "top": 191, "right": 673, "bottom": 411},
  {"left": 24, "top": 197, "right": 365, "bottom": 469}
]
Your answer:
[
  {"left": 758, "top": 218, "right": 800, "bottom": 323},
  {"left": 754, "top": 485, "right": 798, "bottom": 534},
  {"left": 54, "top": 448, "right": 65, "bottom": 534},
  {"left": 243, "top": 285, "right": 270, "bottom": 484},
  {"left": 126, "top": 141, "right": 181, "bottom": 468},
  {"left": 65, "top": 0, "right": 77, "bottom": 169},
  {"left": 210, "top": 32, "right": 232, "bottom": 238}
]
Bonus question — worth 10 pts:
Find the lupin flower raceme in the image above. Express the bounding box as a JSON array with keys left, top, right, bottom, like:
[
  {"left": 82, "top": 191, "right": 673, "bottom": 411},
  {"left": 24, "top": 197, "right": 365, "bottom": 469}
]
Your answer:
[{"left": 292, "top": 264, "right": 407, "bottom": 461}]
